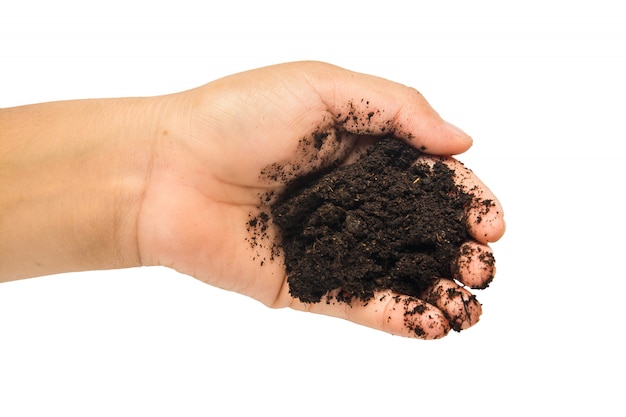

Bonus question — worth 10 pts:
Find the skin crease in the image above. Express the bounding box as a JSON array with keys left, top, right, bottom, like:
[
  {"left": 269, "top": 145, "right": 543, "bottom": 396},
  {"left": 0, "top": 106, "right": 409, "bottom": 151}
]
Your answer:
[{"left": 0, "top": 61, "right": 505, "bottom": 339}]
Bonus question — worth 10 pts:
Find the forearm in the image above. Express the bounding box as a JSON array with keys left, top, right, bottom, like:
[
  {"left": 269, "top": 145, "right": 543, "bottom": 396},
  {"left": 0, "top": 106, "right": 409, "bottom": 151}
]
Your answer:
[{"left": 0, "top": 97, "right": 160, "bottom": 281}]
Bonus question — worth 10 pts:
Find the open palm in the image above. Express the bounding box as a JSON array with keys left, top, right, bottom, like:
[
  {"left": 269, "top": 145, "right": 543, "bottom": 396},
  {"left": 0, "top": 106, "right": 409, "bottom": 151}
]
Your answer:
[{"left": 136, "top": 62, "right": 505, "bottom": 339}]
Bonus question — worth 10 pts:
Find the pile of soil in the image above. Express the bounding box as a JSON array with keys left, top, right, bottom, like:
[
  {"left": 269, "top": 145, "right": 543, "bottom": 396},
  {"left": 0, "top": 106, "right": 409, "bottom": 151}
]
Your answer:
[{"left": 268, "top": 137, "right": 473, "bottom": 304}]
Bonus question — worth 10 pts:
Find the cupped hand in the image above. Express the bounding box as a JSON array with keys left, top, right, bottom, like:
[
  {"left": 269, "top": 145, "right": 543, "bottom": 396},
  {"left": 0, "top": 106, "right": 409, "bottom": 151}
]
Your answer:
[{"left": 136, "top": 61, "right": 505, "bottom": 339}]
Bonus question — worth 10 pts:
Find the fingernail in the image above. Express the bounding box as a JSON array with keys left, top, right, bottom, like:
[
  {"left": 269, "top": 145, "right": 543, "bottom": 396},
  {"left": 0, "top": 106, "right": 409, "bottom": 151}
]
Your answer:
[{"left": 444, "top": 120, "right": 470, "bottom": 138}]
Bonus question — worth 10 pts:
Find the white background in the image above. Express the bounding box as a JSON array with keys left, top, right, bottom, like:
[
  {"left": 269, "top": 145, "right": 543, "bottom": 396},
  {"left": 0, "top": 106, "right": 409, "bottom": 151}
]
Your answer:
[{"left": 1, "top": 0, "right": 624, "bottom": 415}]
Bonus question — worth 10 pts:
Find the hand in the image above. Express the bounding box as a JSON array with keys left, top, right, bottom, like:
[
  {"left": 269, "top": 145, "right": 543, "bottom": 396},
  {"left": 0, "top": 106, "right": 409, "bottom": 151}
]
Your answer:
[{"left": 137, "top": 61, "right": 505, "bottom": 339}]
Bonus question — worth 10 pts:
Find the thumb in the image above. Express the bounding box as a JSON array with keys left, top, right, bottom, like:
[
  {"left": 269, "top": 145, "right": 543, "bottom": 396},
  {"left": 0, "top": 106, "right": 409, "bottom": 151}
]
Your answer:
[{"left": 307, "top": 61, "right": 473, "bottom": 155}]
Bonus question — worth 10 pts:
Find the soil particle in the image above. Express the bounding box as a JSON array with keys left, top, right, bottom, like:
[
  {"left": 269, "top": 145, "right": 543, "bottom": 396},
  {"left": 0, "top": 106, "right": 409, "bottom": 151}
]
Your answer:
[{"left": 266, "top": 137, "right": 476, "bottom": 304}]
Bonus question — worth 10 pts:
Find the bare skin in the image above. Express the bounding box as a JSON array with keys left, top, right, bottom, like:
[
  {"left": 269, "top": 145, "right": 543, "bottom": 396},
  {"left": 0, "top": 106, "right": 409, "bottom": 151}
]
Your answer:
[{"left": 0, "top": 61, "right": 505, "bottom": 339}]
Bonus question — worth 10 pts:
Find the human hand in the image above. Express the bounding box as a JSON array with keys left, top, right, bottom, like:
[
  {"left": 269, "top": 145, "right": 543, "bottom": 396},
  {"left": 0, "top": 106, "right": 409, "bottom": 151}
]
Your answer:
[{"left": 136, "top": 61, "right": 505, "bottom": 339}]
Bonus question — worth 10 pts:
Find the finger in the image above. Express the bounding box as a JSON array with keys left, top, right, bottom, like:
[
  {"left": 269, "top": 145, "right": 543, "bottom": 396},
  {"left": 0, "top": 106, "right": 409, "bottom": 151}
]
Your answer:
[
  {"left": 421, "top": 278, "right": 482, "bottom": 332},
  {"left": 453, "top": 241, "right": 496, "bottom": 289},
  {"left": 415, "top": 154, "right": 506, "bottom": 244},
  {"left": 289, "top": 290, "right": 451, "bottom": 340},
  {"left": 304, "top": 61, "right": 473, "bottom": 156}
]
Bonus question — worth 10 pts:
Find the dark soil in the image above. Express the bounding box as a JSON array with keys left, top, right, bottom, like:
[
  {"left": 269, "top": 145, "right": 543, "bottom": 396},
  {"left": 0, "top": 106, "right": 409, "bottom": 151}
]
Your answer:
[{"left": 267, "top": 137, "right": 474, "bottom": 304}]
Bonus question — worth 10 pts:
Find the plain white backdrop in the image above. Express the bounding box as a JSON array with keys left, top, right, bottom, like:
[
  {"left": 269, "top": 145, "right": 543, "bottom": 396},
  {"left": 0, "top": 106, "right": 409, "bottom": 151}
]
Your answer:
[{"left": 1, "top": 0, "right": 624, "bottom": 415}]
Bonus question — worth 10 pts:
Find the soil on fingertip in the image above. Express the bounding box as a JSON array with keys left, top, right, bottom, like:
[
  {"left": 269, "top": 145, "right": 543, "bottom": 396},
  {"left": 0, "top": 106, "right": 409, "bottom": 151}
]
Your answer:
[{"left": 248, "top": 137, "right": 488, "bottom": 309}]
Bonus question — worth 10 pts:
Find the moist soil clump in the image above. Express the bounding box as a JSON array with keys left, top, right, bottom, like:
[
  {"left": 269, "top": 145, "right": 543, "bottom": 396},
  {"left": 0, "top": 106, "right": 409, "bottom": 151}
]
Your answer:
[{"left": 270, "top": 137, "right": 473, "bottom": 304}]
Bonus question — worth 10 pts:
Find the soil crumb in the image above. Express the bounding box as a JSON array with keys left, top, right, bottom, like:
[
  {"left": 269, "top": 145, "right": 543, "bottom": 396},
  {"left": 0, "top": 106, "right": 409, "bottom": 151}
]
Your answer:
[{"left": 268, "top": 137, "right": 474, "bottom": 304}]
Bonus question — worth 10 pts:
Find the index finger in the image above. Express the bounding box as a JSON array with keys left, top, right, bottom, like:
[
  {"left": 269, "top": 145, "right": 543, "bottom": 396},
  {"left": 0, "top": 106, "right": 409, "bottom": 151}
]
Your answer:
[{"left": 416, "top": 154, "right": 506, "bottom": 243}]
